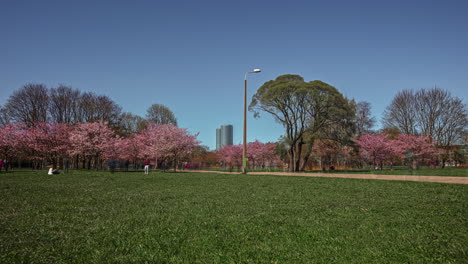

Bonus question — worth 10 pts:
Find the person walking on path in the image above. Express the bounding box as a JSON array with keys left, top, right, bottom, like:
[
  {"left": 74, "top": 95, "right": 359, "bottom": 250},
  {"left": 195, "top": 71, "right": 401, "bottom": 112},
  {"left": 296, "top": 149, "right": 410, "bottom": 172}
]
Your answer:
[{"left": 144, "top": 159, "right": 150, "bottom": 175}]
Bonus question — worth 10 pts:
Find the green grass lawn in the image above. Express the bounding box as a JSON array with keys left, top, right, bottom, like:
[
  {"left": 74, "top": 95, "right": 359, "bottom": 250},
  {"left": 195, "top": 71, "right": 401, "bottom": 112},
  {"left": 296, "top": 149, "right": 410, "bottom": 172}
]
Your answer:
[
  {"left": 1, "top": 171, "right": 467, "bottom": 263},
  {"left": 206, "top": 167, "right": 468, "bottom": 177}
]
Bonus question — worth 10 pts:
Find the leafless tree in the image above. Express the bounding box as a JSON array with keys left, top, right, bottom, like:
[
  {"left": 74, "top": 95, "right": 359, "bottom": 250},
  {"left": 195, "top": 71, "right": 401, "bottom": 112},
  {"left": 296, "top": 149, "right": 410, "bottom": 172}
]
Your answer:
[
  {"left": 76, "top": 92, "right": 122, "bottom": 127},
  {"left": 0, "top": 105, "right": 10, "bottom": 126},
  {"left": 75, "top": 92, "right": 96, "bottom": 122},
  {"left": 118, "top": 112, "right": 147, "bottom": 136},
  {"left": 383, "top": 88, "right": 467, "bottom": 146},
  {"left": 146, "top": 104, "right": 178, "bottom": 126},
  {"left": 49, "top": 85, "right": 81, "bottom": 124},
  {"left": 5, "top": 83, "right": 49, "bottom": 126},
  {"left": 355, "top": 101, "right": 375, "bottom": 136},
  {"left": 93, "top": 95, "right": 123, "bottom": 127},
  {"left": 415, "top": 88, "right": 467, "bottom": 146},
  {"left": 383, "top": 90, "right": 418, "bottom": 135}
]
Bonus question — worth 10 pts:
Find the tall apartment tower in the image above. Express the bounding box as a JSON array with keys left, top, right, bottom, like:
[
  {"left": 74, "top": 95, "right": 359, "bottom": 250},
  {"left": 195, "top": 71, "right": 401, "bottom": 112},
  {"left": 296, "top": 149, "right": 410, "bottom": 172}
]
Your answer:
[
  {"left": 216, "top": 128, "right": 222, "bottom": 150},
  {"left": 216, "top": 125, "right": 233, "bottom": 150}
]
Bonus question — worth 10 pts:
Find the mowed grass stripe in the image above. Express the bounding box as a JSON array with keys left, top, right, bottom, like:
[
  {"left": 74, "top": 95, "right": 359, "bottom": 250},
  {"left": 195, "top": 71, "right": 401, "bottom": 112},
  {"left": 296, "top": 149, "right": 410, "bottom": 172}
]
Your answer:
[{"left": 0, "top": 171, "right": 466, "bottom": 263}]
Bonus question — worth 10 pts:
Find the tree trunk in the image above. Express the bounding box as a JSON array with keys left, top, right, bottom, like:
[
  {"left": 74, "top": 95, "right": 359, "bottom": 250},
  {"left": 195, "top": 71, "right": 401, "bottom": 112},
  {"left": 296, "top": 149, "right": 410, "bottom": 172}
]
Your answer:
[
  {"left": 288, "top": 147, "right": 295, "bottom": 172},
  {"left": 294, "top": 142, "right": 303, "bottom": 172},
  {"left": 300, "top": 141, "right": 314, "bottom": 171}
]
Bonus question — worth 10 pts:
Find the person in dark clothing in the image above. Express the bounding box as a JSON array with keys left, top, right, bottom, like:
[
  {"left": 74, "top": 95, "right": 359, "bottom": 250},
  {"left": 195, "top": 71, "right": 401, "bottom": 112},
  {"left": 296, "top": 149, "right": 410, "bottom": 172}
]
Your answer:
[
  {"left": 108, "top": 159, "right": 116, "bottom": 173},
  {"left": 63, "top": 158, "right": 70, "bottom": 173},
  {"left": 125, "top": 160, "right": 129, "bottom": 171}
]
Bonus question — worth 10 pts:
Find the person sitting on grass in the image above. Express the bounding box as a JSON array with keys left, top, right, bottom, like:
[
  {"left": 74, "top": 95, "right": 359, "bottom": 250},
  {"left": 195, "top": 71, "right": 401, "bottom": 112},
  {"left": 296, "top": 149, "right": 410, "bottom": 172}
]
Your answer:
[{"left": 48, "top": 166, "right": 60, "bottom": 175}]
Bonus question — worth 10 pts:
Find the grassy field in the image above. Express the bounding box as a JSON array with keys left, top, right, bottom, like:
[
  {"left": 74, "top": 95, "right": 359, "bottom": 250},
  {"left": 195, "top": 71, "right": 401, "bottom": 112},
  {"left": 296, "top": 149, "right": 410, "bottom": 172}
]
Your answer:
[
  {"left": 205, "top": 167, "right": 468, "bottom": 177},
  {"left": 0, "top": 171, "right": 467, "bottom": 263}
]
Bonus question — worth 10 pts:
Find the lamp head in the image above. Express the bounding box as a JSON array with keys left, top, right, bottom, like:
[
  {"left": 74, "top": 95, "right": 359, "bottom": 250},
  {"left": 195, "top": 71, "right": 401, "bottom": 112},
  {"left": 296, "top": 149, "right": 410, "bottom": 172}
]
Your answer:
[{"left": 252, "top": 69, "right": 261, "bottom": 73}]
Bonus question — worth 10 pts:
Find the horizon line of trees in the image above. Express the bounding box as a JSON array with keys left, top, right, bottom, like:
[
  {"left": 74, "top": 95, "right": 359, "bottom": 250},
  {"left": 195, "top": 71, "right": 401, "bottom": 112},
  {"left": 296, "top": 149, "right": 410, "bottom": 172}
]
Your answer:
[
  {"left": 1, "top": 79, "right": 466, "bottom": 172},
  {"left": 1, "top": 119, "right": 461, "bottom": 172},
  {"left": 250, "top": 74, "right": 466, "bottom": 171},
  {"left": 0, "top": 83, "right": 178, "bottom": 136},
  {"left": 0, "top": 121, "right": 200, "bottom": 172}
]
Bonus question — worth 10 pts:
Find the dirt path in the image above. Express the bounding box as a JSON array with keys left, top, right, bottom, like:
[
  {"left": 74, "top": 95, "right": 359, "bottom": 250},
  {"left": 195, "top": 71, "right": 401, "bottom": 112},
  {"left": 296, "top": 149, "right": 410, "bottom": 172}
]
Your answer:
[{"left": 182, "top": 170, "right": 468, "bottom": 185}]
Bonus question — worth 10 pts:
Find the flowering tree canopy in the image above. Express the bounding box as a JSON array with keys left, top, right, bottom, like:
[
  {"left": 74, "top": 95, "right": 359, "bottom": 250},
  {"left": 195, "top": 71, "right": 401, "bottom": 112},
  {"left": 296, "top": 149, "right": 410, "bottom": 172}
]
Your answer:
[
  {"left": 25, "top": 122, "right": 72, "bottom": 165},
  {"left": 354, "top": 134, "right": 399, "bottom": 169},
  {"left": 0, "top": 123, "right": 26, "bottom": 160},
  {"left": 217, "top": 144, "right": 243, "bottom": 168},
  {"left": 355, "top": 133, "right": 442, "bottom": 169},
  {"left": 101, "top": 136, "right": 124, "bottom": 160},
  {"left": 395, "top": 134, "right": 441, "bottom": 165},
  {"left": 140, "top": 123, "right": 200, "bottom": 170},
  {"left": 69, "top": 121, "right": 116, "bottom": 160},
  {"left": 117, "top": 135, "right": 146, "bottom": 162},
  {"left": 217, "top": 141, "right": 279, "bottom": 169},
  {"left": 247, "top": 140, "right": 279, "bottom": 168}
]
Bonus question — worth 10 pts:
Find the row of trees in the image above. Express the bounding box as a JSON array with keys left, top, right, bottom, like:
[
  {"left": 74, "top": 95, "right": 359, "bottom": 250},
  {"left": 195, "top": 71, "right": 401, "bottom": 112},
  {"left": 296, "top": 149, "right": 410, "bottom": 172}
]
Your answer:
[
  {"left": 0, "top": 121, "right": 199, "bottom": 171},
  {"left": 213, "top": 134, "right": 446, "bottom": 171},
  {"left": 1, "top": 78, "right": 466, "bottom": 172},
  {"left": 250, "top": 74, "right": 466, "bottom": 171},
  {"left": 383, "top": 88, "right": 466, "bottom": 148},
  {"left": 216, "top": 141, "right": 280, "bottom": 169},
  {"left": 355, "top": 133, "right": 441, "bottom": 170},
  {"left": 0, "top": 119, "right": 448, "bottom": 172},
  {"left": 0, "top": 84, "right": 178, "bottom": 136}
]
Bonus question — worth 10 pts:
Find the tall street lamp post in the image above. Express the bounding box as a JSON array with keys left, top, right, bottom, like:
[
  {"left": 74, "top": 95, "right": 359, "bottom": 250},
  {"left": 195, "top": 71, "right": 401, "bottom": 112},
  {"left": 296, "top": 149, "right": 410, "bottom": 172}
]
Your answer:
[{"left": 242, "top": 68, "right": 261, "bottom": 174}]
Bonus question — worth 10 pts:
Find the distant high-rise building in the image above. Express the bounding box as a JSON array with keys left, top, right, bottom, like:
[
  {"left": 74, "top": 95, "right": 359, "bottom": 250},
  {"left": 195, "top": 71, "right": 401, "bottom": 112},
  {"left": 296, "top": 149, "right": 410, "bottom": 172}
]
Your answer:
[
  {"left": 216, "top": 125, "right": 233, "bottom": 150},
  {"left": 221, "top": 125, "right": 233, "bottom": 146},
  {"left": 216, "top": 128, "right": 222, "bottom": 150}
]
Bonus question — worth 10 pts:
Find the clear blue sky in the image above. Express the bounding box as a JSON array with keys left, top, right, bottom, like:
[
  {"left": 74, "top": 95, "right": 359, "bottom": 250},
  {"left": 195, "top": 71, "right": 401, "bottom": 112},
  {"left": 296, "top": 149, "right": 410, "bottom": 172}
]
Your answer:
[{"left": 1, "top": 0, "right": 467, "bottom": 150}]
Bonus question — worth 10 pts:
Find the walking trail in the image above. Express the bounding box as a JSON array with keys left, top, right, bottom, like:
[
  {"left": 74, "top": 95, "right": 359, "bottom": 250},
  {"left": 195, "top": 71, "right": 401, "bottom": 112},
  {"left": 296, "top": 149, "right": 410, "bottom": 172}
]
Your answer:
[{"left": 182, "top": 170, "right": 468, "bottom": 185}]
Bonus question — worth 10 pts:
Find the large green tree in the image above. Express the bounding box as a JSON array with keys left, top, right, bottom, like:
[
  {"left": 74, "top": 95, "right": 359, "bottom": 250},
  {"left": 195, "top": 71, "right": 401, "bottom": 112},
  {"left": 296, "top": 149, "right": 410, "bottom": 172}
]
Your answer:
[{"left": 250, "top": 74, "right": 355, "bottom": 171}]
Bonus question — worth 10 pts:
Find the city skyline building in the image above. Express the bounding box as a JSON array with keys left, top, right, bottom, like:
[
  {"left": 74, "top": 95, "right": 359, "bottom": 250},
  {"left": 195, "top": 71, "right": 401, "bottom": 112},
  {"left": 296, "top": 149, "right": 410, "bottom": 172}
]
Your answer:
[
  {"left": 216, "top": 128, "right": 222, "bottom": 150},
  {"left": 216, "top": 125, "right": 233, "bottom": 150}
]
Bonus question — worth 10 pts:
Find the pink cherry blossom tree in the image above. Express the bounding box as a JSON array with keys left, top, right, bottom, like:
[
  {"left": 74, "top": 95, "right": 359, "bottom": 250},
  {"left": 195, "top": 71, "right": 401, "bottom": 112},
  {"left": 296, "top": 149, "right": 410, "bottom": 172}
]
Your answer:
[
  {"left": 395, "top": 134, "right": 441, "bottom": 169},
  {"left": 247, "top": 140, "right": 263, "bottom": 168},
  {"left": 24, "top": 122, "right": 72, "bottom": 168},
  {"left": 217, "top": 144, "right": 243, "bottom": 170},
  {"left": 354, "top": 134, "right": 400, "bottom": 170},
  {"left": 101, "top": 136, "right": 123, "bottom": 160},
  {"left": 260, "top": 142, "right": 281, "bottom": 168},
  {"left": 139, "top": 123, "right": 200, "bottom": 171},
  {"left": 69, "top": 121, "right": 115, "bottom": 169},
  {"left": 117, "top": 135, "right": 147, "bottom": 167},
  {"left": 0, "top": 123, "right": 27, "bottom": 170},
  {"left": 247, "top": 140, "right": 280, "bottom": 169}
]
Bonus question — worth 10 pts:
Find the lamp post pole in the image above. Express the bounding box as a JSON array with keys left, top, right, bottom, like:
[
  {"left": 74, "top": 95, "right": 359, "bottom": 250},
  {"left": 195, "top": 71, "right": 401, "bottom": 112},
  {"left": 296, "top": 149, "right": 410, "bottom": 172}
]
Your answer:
[{"left": 242, "top": 69, "right": 261, "bottom": 174}]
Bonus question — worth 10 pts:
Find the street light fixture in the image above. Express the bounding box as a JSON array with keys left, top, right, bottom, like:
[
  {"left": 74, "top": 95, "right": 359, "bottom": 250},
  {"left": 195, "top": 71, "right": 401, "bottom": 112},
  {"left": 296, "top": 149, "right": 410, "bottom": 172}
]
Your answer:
[{"left": 242, "top": 68, "right": 262, "bottom": 174}]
